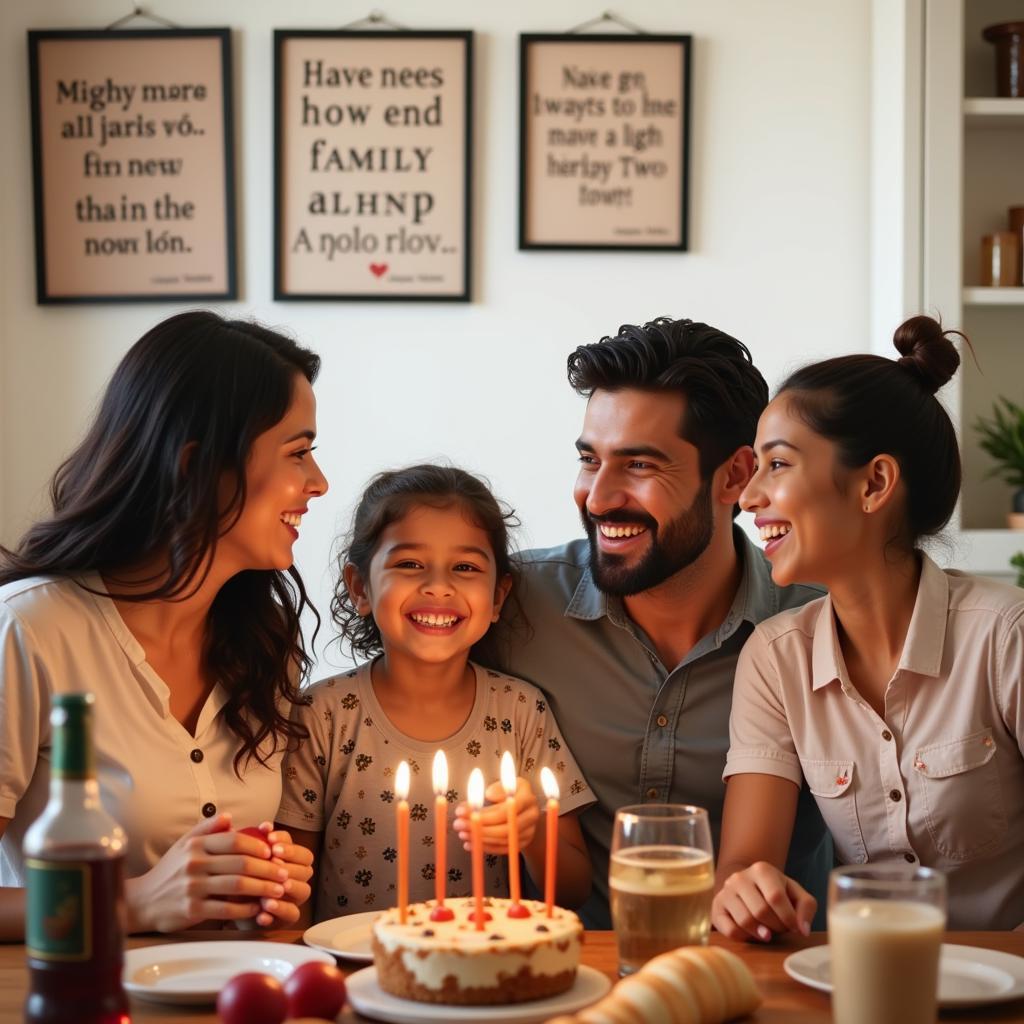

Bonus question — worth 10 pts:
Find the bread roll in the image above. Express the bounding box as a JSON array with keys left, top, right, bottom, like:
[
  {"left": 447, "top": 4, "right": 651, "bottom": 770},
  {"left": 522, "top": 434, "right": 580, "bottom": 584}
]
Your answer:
[{"left": 549, "top": 945, "right": 760, "bottom": 1023}]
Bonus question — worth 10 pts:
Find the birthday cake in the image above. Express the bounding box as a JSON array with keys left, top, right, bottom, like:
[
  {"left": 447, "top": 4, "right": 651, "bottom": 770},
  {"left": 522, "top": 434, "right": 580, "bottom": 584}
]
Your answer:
[{"left": 371, "top": 897, "right": 583, "bottom": 1005}]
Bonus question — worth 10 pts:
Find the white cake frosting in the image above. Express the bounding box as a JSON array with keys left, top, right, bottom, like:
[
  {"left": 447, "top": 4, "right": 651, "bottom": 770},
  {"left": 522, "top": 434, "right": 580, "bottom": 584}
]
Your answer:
[{"left": 372, "top": 897, "right": 582, "bottom": 993}]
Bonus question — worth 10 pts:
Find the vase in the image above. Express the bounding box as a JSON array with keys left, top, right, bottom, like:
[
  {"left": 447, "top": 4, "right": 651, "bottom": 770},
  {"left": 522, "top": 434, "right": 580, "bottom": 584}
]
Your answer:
[{"left": 983, "top": 22, "right": 1024, "bottom": 98}]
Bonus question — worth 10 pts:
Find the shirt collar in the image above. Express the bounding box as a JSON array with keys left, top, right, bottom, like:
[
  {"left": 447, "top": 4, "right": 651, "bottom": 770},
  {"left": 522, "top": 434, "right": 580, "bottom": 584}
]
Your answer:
[
  {"left": 563, "top": 525, "right": 770, "bottom": 642},
  {"left": 810, "top": 551, "right": 949, "bottom": 690},
  {"left": 899, "top": 552, "right": 948, "bottom": 677}
]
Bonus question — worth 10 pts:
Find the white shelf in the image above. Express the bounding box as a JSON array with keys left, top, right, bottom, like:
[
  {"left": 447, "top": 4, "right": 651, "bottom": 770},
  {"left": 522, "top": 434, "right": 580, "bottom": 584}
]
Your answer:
[
  {"left": 963, "top": 287, "right": 1024, "bottom": 305},
  {"left": 956, "top": 528, "right": 1024, "bottom": 576},
  {"left": 964, "top": 98, "right": 1024, "bottom": 128}
]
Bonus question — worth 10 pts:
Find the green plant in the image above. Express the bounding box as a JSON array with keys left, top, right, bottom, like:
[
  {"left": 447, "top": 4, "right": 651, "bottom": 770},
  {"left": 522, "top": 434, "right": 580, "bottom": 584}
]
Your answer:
[
  {"left": 1013, "top": 552, "right": 1024, "bottom": 589},
  {"left": 974, "top": 397, "right": 1024, "bottom": 489}
]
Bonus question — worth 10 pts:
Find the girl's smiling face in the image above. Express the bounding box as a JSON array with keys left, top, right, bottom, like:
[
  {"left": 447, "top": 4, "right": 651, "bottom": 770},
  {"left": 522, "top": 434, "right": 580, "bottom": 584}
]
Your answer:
[
  {"left": 346, "top": 502, "right": 511, "bottom": 668},
  {"left": 741, "top": 393, "right": 869, "bottom": 587}
]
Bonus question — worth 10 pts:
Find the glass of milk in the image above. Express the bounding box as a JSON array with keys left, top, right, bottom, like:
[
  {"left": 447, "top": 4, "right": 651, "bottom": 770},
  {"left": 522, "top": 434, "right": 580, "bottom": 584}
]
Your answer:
[{"left": 828, "top": 864, "right": 947, "bottom": 1024}]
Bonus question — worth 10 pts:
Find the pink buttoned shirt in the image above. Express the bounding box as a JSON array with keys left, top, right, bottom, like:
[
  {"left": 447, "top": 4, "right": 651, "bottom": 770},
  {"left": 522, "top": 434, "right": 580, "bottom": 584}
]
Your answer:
[{"left": 725, "top": 554, "right": 1024, "bottom": 929}]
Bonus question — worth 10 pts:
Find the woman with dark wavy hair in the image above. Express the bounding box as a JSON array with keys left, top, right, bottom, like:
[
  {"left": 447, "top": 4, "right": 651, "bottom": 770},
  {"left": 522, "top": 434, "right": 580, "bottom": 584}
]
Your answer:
[{"left": 0, "top": 310, "right": 328, "bottom": 938}]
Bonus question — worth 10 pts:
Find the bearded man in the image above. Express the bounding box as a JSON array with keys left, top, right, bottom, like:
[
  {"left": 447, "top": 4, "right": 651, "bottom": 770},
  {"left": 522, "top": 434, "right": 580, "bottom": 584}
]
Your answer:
[{"left": 494, "top": 317, "right": 830, "bottom": 928}]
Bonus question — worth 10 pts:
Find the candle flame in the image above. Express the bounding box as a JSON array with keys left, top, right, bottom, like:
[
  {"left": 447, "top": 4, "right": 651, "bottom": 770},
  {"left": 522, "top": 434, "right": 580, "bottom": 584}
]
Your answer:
[
  {"left": 432, "top": 749, "right": 448, "bottom": 795},
  {"left": 540, "top": 766, "right": 559, "bottom": 800},
  {"left": 500, "top": 750, "right": 517, "bottom": 796},
  {"left": 395, "top": 760, "right": 410, "bottom": 800},
  {"left": 468, "top": 768, "right": 485, "bottom": 809}
]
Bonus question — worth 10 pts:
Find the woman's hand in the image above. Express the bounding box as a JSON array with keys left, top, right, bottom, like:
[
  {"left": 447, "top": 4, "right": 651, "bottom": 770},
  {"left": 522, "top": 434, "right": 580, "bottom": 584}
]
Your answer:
[
  {"left": 452, "top": 777, "right": 540, "bottom": 854},
  {"left": 252, "top": 823, "right": 314, "bottom": 927},
  {"left": 712, "top": 861, "right": 815, "bottom": 942},
  {"left": 124, "top": 813, "right": 291, "bottom": 933}
]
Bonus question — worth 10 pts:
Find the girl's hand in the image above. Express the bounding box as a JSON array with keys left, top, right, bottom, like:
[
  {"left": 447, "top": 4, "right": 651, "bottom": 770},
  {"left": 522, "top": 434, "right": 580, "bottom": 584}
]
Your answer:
[
  {"left": 712, "top": 861, "right": 815, "bottom": 942},
  {"left": 452, "top": 777, "right": 539, "bottom": 855},
  {"left": 252, "top": 823, "right": 314, "bottom": 927},
  {"left": 125, "top": 813, "right": 291, "bottom": 933}
]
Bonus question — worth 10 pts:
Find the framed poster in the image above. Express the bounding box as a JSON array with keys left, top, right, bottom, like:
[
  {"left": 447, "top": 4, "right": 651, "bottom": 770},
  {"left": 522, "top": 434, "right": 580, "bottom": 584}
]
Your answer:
[
  {"left": 275, "top": 30, "right": 472, "bottom": 301},
  {"left": 519, "top": 33, "right": 691, "bottom": 251},
  {"left": 28, "top": 29, "right": 236, "bottom": 303}
]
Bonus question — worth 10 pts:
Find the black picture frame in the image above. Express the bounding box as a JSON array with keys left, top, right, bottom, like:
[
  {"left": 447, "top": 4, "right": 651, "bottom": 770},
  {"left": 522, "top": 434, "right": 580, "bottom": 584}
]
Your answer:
[
  {"left": 27, "top": 28, "right": 237, "bottom": 304},
  {"left": 274, "top": 29, "right": 473, "bottom": 302},
  {"left": 518, "top": 33, "right": 691, "bottom": 251}
]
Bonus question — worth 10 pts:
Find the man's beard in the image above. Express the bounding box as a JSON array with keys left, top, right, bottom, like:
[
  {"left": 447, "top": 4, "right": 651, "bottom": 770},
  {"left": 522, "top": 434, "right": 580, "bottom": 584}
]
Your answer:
[{"left": 583, "top": 480, "right": 714, "bottom": 597}]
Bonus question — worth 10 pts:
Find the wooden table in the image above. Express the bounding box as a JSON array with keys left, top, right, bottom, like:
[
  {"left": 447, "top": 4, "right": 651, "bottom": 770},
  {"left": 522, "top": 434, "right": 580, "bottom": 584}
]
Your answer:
[{"left": 2, "top": 930, "right": 1023, "bottom": 1022}]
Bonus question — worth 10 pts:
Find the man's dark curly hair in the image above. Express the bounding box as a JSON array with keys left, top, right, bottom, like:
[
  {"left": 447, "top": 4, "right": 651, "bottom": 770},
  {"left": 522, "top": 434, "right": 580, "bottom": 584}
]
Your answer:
[{"left": 567, "top": 316, "right": 769, "bottom": 482}]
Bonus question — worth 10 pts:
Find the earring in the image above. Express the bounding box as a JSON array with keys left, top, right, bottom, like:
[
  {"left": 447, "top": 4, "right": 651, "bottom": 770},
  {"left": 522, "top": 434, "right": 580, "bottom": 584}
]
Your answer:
[{"left": 863, "top": 505, "right": 870, "bottom": 513}]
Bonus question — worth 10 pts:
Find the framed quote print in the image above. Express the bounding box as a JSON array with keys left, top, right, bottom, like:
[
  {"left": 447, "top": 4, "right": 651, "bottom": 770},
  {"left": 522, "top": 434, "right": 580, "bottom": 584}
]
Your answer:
[
  {"left": 519, "top": 33, "right": 691, "bottom": 251},
  {"left": 28, "top": 29, "right": 237, "bottom": 303},
  {"left": 274, "top": 30, "right": 472, "bottom": 301}
]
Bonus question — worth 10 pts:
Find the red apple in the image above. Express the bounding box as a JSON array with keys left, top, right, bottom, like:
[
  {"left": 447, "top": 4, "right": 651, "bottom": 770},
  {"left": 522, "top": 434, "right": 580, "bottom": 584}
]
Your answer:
[
  {"left": 239, "top": 825, "right": 271, "bottom": 851},
  {"left": 283, "top": 961, "right": 347, "bottom": 1019},
  {"left": 217, "top": 972, "right": 287, "bottom": 1024}
]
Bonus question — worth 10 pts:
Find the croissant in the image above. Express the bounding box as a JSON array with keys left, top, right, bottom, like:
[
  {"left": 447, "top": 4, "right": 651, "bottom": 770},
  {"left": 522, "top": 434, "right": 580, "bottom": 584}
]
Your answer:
[{"left": 547, "top": 945, "right": 761, "bottom": 1024}]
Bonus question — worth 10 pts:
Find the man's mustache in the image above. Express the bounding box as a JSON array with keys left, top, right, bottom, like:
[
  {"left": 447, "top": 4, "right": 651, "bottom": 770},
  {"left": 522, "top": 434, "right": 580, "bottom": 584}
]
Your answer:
[{"left": 583, "top": 510, "right": 658, "bottom": 532}]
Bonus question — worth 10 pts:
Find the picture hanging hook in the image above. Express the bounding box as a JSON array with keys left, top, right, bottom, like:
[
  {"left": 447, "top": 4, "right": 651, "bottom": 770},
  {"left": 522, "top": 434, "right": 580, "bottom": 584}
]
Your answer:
[{"left": 105, "top": 4, "right": 180, "bottom": 30}]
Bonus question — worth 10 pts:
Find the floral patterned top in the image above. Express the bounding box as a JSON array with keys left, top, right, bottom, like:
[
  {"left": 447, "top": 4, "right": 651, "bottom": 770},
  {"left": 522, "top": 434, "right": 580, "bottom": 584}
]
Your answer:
[{"left": 276, "top": 660, "right": 593, "bottom": 921}]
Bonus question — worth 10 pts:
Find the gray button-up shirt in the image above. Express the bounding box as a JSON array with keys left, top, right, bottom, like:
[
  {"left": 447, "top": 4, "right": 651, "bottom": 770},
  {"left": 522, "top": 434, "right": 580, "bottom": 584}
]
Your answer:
[{"left": 493, "top": 527, "right": 831, "bottom": 927}]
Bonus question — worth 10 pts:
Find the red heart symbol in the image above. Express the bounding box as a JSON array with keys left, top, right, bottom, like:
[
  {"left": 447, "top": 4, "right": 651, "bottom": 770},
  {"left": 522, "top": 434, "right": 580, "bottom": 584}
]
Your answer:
[{"left": 369, "top": 263, "right": 388, "bottom": 278}]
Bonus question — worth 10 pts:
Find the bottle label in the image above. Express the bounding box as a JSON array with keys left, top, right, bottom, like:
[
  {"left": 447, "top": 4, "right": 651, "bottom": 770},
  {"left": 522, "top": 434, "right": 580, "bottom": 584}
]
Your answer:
[{"left": 25, "top": 860, "right": 91, "bottom": 961}]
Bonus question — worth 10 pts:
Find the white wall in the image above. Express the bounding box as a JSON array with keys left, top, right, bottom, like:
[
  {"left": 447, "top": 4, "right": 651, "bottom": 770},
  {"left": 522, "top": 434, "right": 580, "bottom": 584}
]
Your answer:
[{"left": 0, "top": 1, "right": 871, "bottom": 670}]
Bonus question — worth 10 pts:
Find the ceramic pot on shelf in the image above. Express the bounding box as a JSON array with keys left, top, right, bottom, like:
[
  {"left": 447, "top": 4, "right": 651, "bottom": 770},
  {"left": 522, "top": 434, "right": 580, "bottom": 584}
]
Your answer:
[{"left": 983, "top": 22, "right": 1024, "bottom": 98}]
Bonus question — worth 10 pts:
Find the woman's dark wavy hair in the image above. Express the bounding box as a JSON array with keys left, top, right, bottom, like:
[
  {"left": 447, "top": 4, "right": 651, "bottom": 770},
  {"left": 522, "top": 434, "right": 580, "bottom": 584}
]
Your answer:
[
  {"left": 567, "top": 317, "right": 768, "bottom": 508},
  {"left": 0, "top": 310, "right": 321, "bottom": 774},
  {"left": 333, "top": 464, "right": 520, "bottom": 664},
  {"left": 779, "top": 314, "right": 963, "bottom": 548}
]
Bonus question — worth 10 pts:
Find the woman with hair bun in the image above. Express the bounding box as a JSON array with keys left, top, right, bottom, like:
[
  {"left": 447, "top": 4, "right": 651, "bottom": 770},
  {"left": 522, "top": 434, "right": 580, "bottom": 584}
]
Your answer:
[
  {"left": 0, "top": 311, "right": 328, "bottom": 938},
  {"left": 711, "top": 315, "right": 1024, "bottom": 937}
]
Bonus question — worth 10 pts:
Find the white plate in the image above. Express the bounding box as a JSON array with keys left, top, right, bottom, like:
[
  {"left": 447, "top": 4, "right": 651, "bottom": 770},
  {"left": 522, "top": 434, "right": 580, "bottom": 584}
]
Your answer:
[
  {"left": 346, "top": 963, "right": 611, "bottom": 1023},
  {"left": 784, "top": 942, "right": 1024, "bottom": 1008},
  {"left": 303, "top": 910, "right": 381, "bottom": 962},
  {"left": 123, "top": 939, "right": 335, "bottom": 1005}
]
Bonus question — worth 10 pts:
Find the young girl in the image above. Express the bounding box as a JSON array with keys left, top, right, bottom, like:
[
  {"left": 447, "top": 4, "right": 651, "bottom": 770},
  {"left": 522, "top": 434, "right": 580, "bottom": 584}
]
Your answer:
[
  {"left": 0, "top": 311, "right": 326, "bottom": 938},
  {"left": 712, "top": 315, "right": 1024, "bottom": 937},
  {"left": 277, "top": 465, "right": 593, "bottom": 921}
]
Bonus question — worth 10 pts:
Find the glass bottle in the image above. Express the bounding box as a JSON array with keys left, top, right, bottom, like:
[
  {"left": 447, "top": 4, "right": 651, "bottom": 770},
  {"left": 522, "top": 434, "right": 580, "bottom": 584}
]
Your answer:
[{"left": 23, "top": 693, "right": 130, "bottom": 1024}]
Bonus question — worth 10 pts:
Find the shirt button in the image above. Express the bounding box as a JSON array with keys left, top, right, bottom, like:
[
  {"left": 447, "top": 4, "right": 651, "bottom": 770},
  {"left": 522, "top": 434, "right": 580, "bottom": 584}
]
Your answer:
[
  {"left": 904, "top": 852, "right": 916, "bottom": 863},
  {"left": 190, "top": 748, "right": 204, "bottom": 763},
  {"left": 656, "top": 715, "right": 668, "bottom": 728},
  {"left": 881, "top": 729, "right": 892, "bottom": 742},
  {"left": 889, "top": 789, "right": 902, "bottom": 803},
  {"left": 646, "top": 788, "right": 659, "bottom": 800},
  {"left": 201, "top": 802, "right": 217, "bottom": 818}
]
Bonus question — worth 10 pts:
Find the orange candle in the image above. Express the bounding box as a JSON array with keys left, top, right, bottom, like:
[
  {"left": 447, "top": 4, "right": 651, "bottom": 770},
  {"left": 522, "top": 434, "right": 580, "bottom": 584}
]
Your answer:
[
  {"left": 430, "top": 750, "right": 454, "bottom": 921},
  {"left": 541, "top": 767, "right": 559, "bottom": 918},
  {"left": 468, "top": 768, "right": 486, "bottom": 931},
  {"left": 395, "top": 760, "right": 410, "bottom": 924},
  {"left": 500, "top": 751, "right": 523, "bottom": 908}
]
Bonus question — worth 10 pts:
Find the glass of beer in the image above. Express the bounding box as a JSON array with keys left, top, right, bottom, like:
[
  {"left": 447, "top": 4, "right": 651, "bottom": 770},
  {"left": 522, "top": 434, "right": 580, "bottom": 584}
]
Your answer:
[
  {"left": 829, "top": 864, "right": 947, "bottom": 1024},
  {"left": 609, "top": 803, "right": 714, "bottom": 976}
]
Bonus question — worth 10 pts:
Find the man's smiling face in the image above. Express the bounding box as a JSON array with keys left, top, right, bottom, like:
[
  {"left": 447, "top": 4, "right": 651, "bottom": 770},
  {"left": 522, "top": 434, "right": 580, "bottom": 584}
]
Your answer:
[{"left": 573, "top": 388, "right": 715, "bottom": 596}]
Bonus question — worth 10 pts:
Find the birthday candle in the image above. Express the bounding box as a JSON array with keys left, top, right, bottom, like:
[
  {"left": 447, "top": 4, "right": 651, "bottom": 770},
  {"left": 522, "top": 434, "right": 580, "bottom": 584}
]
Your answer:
[
  {"left": 468, "top": 768, "right": 485, "bottom": 931},
  {"left": 540, "top": 767, "right": 559, "bottom": 918},
  {"left": 395, "top": 760, "right": 410, "bottom": 924},
  {"left": 430, "top": 750, "right": 454, "bottom": 921},
  {"left": 500, "top": 751, "right": 526, "bottom": 912}
]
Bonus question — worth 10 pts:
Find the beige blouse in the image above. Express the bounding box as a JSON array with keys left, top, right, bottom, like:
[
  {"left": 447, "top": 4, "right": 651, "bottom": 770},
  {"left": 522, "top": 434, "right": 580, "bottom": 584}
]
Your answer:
[{"left": 725, "top": 554, "right": 1024, "bottom": 929}]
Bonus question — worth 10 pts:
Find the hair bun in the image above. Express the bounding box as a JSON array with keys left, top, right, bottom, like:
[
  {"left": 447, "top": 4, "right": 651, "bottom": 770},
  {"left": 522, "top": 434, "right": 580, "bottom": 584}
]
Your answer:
[{"left": 892, "top": 315, "right": 961, "bottom": 394}]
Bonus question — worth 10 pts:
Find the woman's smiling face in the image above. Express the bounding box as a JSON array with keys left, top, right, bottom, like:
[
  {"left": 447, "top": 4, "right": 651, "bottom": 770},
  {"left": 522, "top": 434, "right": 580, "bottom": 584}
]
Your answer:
[{"left": 740, "top": 393, "right": 867, "bottom": 587}]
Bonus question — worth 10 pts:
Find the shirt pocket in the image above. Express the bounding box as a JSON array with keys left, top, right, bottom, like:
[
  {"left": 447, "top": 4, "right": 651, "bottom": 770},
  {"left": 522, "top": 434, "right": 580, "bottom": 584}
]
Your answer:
[
  {"left": 801, "top": 758, "right": 867, "bottom": 864},
  {"left": 912, "top": 728, "right": 1007, "bottom": 861}
]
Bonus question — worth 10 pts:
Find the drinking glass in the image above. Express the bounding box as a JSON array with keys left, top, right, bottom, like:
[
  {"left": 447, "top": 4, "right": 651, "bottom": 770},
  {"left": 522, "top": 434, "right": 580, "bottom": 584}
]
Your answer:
[
  {"left": 609, "top": 803, "right": 714, "bottom": 976},
  {"left": 828, "top": 864, "right": 947, "bottom": 1024}
]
